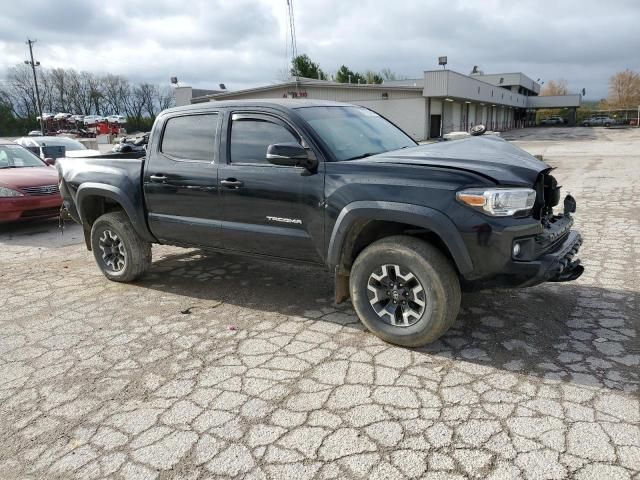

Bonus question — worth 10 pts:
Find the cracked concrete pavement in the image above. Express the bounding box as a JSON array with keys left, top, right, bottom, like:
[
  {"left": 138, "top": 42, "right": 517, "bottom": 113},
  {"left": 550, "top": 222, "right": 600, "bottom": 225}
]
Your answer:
[{"left": 0, "top": 127, "right": 638, "bottom": 479}]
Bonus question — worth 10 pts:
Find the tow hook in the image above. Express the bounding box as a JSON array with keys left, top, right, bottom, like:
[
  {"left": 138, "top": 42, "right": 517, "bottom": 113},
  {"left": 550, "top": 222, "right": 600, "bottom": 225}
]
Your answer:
[
  {"left": 59, "top": 204, "right": 71, "bottom": 235},
  {"left": 550, "top": 260, "right": 584, "bottom": 282}
]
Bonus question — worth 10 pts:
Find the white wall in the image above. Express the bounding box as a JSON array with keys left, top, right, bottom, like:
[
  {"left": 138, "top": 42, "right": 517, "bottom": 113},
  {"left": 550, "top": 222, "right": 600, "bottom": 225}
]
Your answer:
[
  {"left": 210, "top": 85, "right": 428, "bottom": 140},
  {"left": 174, "top": 87, "right": 193, "bottom": 107},
  {"left": 468, "top": 104, "right": 476, "bottom": 126},
  {"left": 354, "top": 98, "right": 427, "bottom": 141}
]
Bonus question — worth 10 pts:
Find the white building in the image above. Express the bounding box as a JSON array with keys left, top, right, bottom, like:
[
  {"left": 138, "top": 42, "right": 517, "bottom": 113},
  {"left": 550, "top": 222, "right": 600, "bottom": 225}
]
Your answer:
[{"left": 192, "top": 69, "right": 581, "bottom": 141}]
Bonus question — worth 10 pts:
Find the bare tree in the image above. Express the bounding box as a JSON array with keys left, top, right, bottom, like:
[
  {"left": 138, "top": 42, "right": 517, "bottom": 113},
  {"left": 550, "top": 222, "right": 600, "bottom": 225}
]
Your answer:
[
  {"left": 381, "top": 68, "right": 397, "bottom": 81},
  {"left": 156, "top": 86, "right": 174, "bottom": 111},
  {"left": 541, "top": 79, "right": 569, "bottom": 96},
  {"left": 606, "top": 69, "right": 640, "bottom": 110},
  {"left": 2, "top": 64, "right": 174, "bottom": 120},
  {"left": 5, "top": 65, "right": 39, "bottom": 117},
  {"left": 137, "top": 83, "right": 158, "bottom": 118},
  {"left": 101, "top": 74, "right": 131, "bottom": 115}
]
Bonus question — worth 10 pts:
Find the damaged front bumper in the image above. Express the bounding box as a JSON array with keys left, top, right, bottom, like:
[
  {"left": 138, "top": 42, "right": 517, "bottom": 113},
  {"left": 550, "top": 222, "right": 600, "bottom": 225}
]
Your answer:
[
  {"left": 462, "top": 227, "right": 584, "bottom": 290},
  {"left": 501, "top": 229, "right": 584, "bottom": 288}
]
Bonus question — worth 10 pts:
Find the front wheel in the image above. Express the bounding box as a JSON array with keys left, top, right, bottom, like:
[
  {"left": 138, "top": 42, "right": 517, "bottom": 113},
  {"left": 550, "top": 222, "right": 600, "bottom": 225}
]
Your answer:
[
  {"left": 90, "top": 211, "right": 151, "bottom": 282},
  {"left": 349, "top": 236, "right": 461, "bottom": 347}
]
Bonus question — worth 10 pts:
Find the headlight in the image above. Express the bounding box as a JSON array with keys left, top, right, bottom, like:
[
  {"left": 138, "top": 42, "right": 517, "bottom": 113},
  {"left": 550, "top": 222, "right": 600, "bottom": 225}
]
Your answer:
[
  {"left": 457, "top": 188, "right": 536, "bottom": 216},
  {"left": 0, "top": 187, "right": 24, "bottom": 197}
]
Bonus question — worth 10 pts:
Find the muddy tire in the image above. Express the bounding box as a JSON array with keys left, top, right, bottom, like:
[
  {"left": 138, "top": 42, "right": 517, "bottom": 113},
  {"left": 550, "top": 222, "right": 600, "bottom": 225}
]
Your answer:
[
  {"left": 349, "top": 235, "right": 461, "bottom": 347},
  {"left": 90, "top": 211, "right": 151, "bottom": 282}
]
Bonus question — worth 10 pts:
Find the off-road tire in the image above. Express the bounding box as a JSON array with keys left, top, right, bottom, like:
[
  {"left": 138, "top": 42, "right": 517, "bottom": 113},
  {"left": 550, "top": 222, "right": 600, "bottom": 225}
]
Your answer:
[
  {"left": 350, "top": 235, "right": 461, "bottom": 347},
  {"left": 90, "top": 211, "right": 151, "bottom": 282}
]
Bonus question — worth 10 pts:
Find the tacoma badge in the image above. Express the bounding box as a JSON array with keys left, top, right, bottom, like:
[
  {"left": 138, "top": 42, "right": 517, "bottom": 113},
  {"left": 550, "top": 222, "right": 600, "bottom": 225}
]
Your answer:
[{"left": 266, "top": 216, "right": 302, "bottom": 225}]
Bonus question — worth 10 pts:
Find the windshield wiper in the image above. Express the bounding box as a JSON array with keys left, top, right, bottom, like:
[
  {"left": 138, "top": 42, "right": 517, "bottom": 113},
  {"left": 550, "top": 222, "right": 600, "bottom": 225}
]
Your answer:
[{"left": 344, "top": 152, "right": 379, "bottom": 161}]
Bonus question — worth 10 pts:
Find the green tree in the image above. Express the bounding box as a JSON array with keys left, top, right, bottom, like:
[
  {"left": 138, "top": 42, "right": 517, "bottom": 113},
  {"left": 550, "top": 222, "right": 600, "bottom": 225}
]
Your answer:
[
  {"left": 291, "top": 54, "right": 327, "bottom": 80},
  {"left": 335, "top": 65, "right": 365, "bottom": 84},
  {"left": 364, "top": 70, "right": 384, "bottom": 84}
]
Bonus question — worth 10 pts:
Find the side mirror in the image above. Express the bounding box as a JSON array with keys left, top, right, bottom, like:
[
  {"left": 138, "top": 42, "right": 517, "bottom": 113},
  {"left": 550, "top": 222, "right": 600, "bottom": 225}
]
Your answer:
[
  {"left": 266, "top": 143, "right": 317, "bottom": 171},
  {"left": 44, "top": 158, "right": 55, "bottom": 166}
]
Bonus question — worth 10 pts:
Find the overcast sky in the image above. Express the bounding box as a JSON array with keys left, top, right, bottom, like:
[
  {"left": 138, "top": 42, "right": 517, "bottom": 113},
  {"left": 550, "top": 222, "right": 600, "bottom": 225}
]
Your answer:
[{"left": 1, "top": 0, "right": 639, "bottom": 100}]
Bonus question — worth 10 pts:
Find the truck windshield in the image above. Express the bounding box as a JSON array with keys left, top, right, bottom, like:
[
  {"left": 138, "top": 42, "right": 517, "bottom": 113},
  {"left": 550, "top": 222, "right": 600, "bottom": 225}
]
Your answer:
[{"left": 296, "top": 106, "right": 416, "bottom": 161}]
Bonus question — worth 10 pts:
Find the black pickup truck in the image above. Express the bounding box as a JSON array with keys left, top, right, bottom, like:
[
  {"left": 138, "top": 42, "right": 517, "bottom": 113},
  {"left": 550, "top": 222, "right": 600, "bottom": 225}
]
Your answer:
[{"left": 57, "top": 99, "right": 583, "bottom": 347}]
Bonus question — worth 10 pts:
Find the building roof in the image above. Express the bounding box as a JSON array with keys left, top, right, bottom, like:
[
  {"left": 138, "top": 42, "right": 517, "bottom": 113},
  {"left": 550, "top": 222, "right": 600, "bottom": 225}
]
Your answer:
[{"left": 193, "top": 76, "right": 421, "bottom": 101}]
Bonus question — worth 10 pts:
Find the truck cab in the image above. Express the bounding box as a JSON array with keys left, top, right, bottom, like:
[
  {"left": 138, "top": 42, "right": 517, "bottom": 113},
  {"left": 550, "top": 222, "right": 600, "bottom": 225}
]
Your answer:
[{"left": 57, "top": 100, "right": 583, "bottom": 347}]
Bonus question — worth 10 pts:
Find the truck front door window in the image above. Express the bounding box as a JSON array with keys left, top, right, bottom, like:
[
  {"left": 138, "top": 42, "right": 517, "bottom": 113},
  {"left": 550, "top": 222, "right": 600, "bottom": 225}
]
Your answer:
[
  {"left": 161, "top": 114, "right": 217, "bottom": 161},
  {"left": 230, "top": 119, "right": 299, "bottom": 164}
]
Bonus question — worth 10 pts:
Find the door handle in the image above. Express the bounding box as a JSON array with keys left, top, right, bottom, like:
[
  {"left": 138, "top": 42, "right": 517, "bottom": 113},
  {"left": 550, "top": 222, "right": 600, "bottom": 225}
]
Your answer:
[
  {"left": 220, "top": 179, "right": 244, "bottom": 189},
  {"left": 149, "top": 174, "right": 167, "bottom": 183}
]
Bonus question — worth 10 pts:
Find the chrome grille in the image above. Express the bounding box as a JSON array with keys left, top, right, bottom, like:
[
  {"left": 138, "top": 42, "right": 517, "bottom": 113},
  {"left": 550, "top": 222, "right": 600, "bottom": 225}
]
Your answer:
[{"left": 20, "top": 184, "right": 60, "bottom": 196}]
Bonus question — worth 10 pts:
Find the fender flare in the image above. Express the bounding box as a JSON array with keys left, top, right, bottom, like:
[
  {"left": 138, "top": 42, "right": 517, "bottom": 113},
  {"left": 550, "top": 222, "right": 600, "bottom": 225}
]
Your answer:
[
  {"left": 76, "top": 183, "right": 155, "bottom": 242},
  {"left": 327, "top": 201, "right": 474, "bottom": 276}
]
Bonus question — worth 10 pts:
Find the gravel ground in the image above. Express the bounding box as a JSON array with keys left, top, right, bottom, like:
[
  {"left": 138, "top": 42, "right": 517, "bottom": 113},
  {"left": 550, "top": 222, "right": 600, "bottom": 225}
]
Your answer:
[{"left": 0, "top": 127, "right": 638, "bottom": 480}]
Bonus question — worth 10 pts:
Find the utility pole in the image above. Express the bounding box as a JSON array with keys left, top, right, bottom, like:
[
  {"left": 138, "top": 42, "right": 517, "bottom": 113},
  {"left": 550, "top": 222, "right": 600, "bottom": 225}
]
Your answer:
[{"left": 25, "top": 39, "right": 44, "bottom": 134}]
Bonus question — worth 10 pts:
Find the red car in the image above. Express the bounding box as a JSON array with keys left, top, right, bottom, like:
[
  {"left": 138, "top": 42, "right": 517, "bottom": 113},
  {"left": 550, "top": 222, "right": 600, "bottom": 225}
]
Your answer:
[{"left": 0, "top": 140, "right": 62, "bottom": 222}]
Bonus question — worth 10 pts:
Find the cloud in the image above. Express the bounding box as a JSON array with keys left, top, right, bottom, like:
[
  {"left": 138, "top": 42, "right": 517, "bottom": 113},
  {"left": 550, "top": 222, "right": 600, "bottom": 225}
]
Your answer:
[{"left": 0, "top": 0, "right": 638, "bottom": 99}]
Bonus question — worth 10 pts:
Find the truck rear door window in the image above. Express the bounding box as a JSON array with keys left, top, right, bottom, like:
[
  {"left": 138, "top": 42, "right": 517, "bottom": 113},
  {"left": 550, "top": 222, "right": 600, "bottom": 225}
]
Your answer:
[
  {"left": 161, "top": 114, "right": 217, "bottom": 161},
  {"left": 230, "top": 118, "right": 298, "bottom": 164}
]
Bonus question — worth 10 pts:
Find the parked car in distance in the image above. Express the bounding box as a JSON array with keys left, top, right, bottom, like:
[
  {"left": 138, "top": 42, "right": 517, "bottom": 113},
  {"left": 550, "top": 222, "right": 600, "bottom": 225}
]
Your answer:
[
  {"left": 106, "top": 115, "right": 127, "bottom": 124},
  {"left": 53, "top": 113, "right": 73, "bottom": 121},
  {"left": 71, "top": 114, "right": 85, "bottom": 123},
  {"left": 37, "top": 112, "right": 54, "bottom": 121},
  {"left": 58, "top": 99, "right": 584, "bottom": 347},
  {"left": 540, "top": 116, "right": 565, "bottom": 126},
  {"left": 27, "top": 130, "right": 43, "bottom": 136},
  {"left": 83, "top": 115, "right": 105, "bottom": 125},
  {"left": 582, "top": 116, "right": 614, "bottom": 127},
  {"left": 0, "top": 139, "right": 62, "bottom": 222},
  {"left": 15, "top": 136, "right": 101, "bottom": 162}
]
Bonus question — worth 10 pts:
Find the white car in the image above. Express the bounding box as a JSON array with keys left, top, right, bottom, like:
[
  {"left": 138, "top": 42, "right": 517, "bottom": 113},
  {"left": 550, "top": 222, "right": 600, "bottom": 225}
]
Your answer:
[
  {"left": 15, "top": 136, "right": 101, "bottom": 161},
  {"left": 83, "top": 115, "right": 106, "bottom": 125},
  {"left": 106, "top": 115, "right": 127, "bottom": 124},
  {"left": 53, "top": 113, "right": 73, "bottom": 121},
  {"left": 36, "top": 112, "right": 54, "bottom": 121},
  {"left": 70, "top": 114, "right": 85, "bottom": 123}
]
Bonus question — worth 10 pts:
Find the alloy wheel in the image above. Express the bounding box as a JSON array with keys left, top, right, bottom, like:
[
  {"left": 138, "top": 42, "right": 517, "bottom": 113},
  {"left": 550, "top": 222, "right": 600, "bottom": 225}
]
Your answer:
[
  {"left": 366, "top": 264, "right": 427, "bottom": 326},
  {"left": 98, "top": 229, "right": 126, "bottom": 272}
]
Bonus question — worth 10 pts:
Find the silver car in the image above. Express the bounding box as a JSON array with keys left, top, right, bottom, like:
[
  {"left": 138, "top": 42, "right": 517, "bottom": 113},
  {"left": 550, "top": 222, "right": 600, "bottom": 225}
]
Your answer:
[
  {"left": 14, "top": 136, "right": 101, "bottom": 161},
  {"left": 582, "top": 116, "right": 614, "bottom": 127}
]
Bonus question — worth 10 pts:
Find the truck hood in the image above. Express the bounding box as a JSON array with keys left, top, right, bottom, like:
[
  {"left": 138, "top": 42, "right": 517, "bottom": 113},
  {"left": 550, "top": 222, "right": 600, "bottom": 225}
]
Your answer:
[{"left": 357, "top": 135, "right": 549, "bottom": 186}]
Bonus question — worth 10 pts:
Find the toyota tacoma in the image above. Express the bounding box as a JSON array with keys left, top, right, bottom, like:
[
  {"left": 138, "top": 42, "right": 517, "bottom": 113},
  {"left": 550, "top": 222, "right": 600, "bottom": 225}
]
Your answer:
[{"left": 57, "top": 100, "right": 583, "bottom": 347}]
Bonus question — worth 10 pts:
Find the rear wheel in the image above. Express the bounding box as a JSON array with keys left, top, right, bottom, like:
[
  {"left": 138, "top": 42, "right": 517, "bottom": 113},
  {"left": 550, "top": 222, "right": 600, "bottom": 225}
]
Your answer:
[
  {"left": 349, "top": 235, "right": 461, "bottom": 347},
  {"left": 90, "top": 211, "right": 151, "bottom": 282}
]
